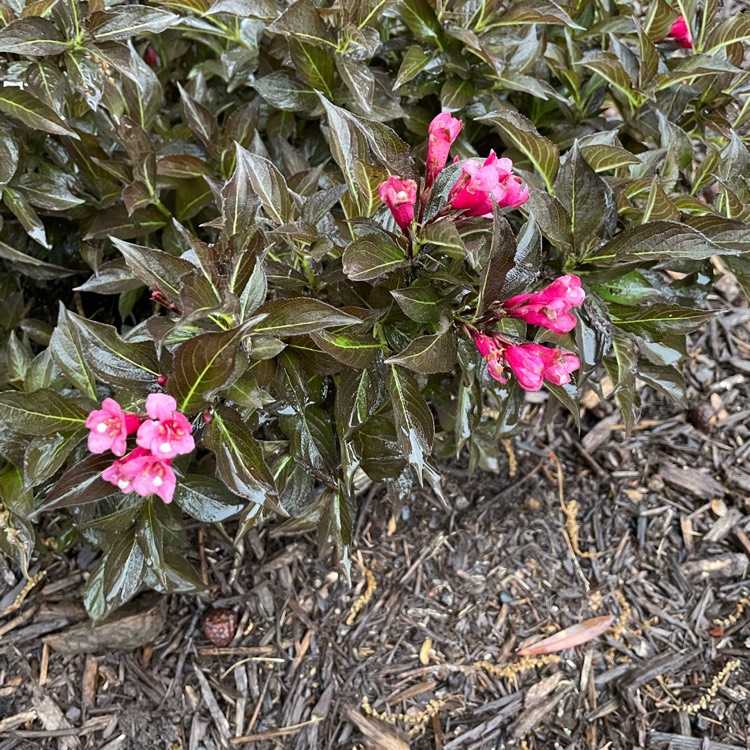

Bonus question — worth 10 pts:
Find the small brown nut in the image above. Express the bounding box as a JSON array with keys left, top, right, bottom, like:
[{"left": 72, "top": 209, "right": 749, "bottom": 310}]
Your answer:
[
  {"left": 201, "top": 608, "right": 237, "bottom": 647},
  {"left": 687, "top": 402, "right": 714, "bottom": 431}
]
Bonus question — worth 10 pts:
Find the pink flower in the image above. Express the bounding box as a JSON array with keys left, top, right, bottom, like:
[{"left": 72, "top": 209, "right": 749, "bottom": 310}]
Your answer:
[
  {"left": 448, "top": 151, "right": 529, "bottom": 217},
  {"left": 85, "top": 398, "right": 141, "bottom": 457},
  {"left": 471, "top": 331, "right": 508, "bottom": 383},
  {"left": 502, "top": 275, "right": 585, "bottom": 334},
  {"left": 136, "top": 394, "right": 194, "bottom": 459},
  {"left": 102, "top": 447, "right": 150, "bottom": 492},
  {"left": 504, "top": 343, "right": 546, "bottom": 391},
  {"left": 667, "top": 16, "right": 692, "bottom": 48},
  {"left": 102, "top": 448, "right": 176, "bottom": 504},
  {"left": 425, "top": 112, "right": 463, "bottom": 188},
  {"left": 378, "top": 177, "right": 418, "bottom": 233},
  {"left": 539, "top": 347, "right": 580, "bottom": 386}
]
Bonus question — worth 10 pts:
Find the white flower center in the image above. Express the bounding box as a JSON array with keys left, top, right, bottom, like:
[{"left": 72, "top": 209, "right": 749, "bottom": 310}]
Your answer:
[
  {"left": 118, "top": 479, "right": 130, "bottom": 490},
  {"left": 396, "top": 190, "right": 409, "bottom": 202},
  {"left": 153, "top": 476, "right": 163, "bottom": 487},
  {"left": 160, "top": 442, "right": 172, "bottom": 453},
  {"left": 96, "top": 423, "right": 107, "bottom": 433}
]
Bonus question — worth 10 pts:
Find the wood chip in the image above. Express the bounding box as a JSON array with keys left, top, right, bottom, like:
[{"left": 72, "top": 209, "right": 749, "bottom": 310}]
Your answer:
[
  {"left": 344, "top": 707, "right": 409, "bottom": 750},
  {"left": 192, "top": 663, "right": 231, "bottom": 741},
  {"left": 0, "top": 709, "right": 37, "bottom": 732},
  {"left": 681, "top": 554, "right": 748, "bottom": 580},
  {"left": 31, "top": 694, "right": 79, "bottom": 750},
  {"left": 82, "top": 656, "right": 98, "bottom": 709},
  {"left": 660, "top": 462, "right": 725, "bottom": 499},
  {"left": 511, "top": 683, "right": 573, "bottom": 739},
  {"left": 43, "top": 594, "right": 166, "bottom": 654}
]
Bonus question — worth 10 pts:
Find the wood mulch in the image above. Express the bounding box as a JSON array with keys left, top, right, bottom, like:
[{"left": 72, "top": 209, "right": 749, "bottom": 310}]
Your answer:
[{"left": 1, "top": 300, "right": 749, "bottom": 749}]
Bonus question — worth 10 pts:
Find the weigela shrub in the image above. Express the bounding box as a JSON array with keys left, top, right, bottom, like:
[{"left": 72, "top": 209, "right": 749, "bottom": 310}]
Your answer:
[{"left": 0, "top": 0, "right": 748, "bottom": 618}]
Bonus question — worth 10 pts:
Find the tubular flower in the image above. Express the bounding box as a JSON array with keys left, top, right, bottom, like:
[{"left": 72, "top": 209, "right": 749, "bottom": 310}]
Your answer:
[
  {"left": 503, "top": 343, "right": 547, "bottom": 392},
  {"left": 471, "top": 331, "right": 508, "bottom": 383},
  {"left": 101, "top": 447, "right": 150, "bottom": 493},
  {"left": 539, "top": 347, "right": 580, "bottom": 387},
  {"left": 448, "top": 151, "right": 529, "bottom": 217},
  {"left": 667, "top": 16, "right": 692, "bottom": 48},
  {"left": 85, "top": 398, "right": 141, "bottom": 457},
  {"left": 472, "top": 333, "right": 581, "bottom": 391},
  {"left": 136, "top": 393, "right": 195, "bottom": 459},
  {"left": 103, "top": 448, "right": 176, "bottom": 504},
  {"left": 378, "top": 176, "right": 418, "bottom": 233},
  {"left": 501, "top": 275, "right": 585, "bottom": 334},
  {"left": 425, "top": 112, "right": 463, "bottom": 188}
]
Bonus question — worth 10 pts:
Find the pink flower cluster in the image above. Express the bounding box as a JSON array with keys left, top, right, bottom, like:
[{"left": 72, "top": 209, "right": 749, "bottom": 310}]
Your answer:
[
  {"left": 471, "top": 275, "right": 585, "bottom": 391},
  {"left": 500, "top": 275, "right": 585, "bottom": 334},
  {"left": 473, "top": 332, "right": 580, "bottom": 392},
  {"left": 85, "top": 394, "right": 195, "bottom": 504},
  {"left": 378, "top": 112, "right": 529, "bottom": 231},
  {"left": 666, "top": 16, "right": 692, "bottom": 48}
]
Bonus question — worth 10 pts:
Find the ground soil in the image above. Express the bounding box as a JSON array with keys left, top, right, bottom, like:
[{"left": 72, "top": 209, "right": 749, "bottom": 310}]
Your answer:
[{"left": 1, "top": 300, "right": 749, "bottom": 750}]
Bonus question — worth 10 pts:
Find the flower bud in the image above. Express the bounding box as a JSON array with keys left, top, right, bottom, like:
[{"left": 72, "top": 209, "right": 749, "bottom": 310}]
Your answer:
[
  {"left": 378, "top": 176, "right": 418, "bottom": 233},
  {"left": 425, "top": 112, "right": 463, "bottom": 188}
]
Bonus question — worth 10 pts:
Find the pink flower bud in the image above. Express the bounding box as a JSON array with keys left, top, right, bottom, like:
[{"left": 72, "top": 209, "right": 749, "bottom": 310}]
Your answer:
[
  {"left": 503, "top": 343, "right": 546, "bottom": 391},
  {"left": 425, "top": 112, "right": 463, "bottom": 188},
  {"left": 136, "top": 394, "right": 195, "bottom": 459},
  {"left": 85, "top": 398, "right": 141, "bottom": 457},
  {"left": 378, "top": 177, "right": 418, "bottom": 233},
  {"left": 156, "top": 375, "right": 168, "bottom": 387},
  {"left": 502, "top": 275, "right": 585, "bottom": 334},
  {"left": 667, "top": 16, "right": 692, "bottom": 48},
  {"left": 448, "top": 151, "right": 529, "bottom": 217},
  {"left": 143, "top": 45, "right": 160, "bottom": 67}
]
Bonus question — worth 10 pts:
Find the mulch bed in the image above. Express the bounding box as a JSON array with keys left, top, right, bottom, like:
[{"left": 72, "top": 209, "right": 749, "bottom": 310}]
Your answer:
[{"left": 1, "top": 302, "right": 749, "bottom": 749}]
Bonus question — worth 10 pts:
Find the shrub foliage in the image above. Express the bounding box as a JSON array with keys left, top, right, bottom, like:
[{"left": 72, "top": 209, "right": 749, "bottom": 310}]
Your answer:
[{"left": 0, "top": 0, "right": 749, "bottom": 618}]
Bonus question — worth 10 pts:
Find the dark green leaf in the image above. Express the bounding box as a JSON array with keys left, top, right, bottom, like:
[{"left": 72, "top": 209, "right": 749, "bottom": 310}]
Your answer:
[
  {"left": 65, "top": 310, "right": 161, "bottom": 388},
  {"left": 479, "top": 109, "right": 560, "bottom": 191},
  {"left": 170, "top": 326, "right": 247, "bottom": 414},
  {"left": 388, "top": 365, "right": 434, "bottom": 483},
  {"left": 385, "top": 329, "right": 457, "bottom": 374},
  {"left": 610, "top": 304, "right": 715, "bottom": 338},
  {"left": 0, "top": 389, "right": 88, "bottom": 435},
  {"left": 524, "top": 188, "right": 572, "bottom": 253},
  {"left": 603, "top": 331, "right": 640, "bottom": 433},
  {"left": 40, "top": 452, "right": 118, "bottom": 512},
  {"left": 203, "top": 407, "right": 276, "bottom": 506},
  {"left": 0, "top": 17, "right": 67, "bottom": 56},
  {"left": 23, "top": 431, "right": 84, "bottom": 489},
  {"left": 391, "top": 286, "right": 443, "bottom": 324},
  {"left": 173, "top": 475, "right": 245, "bottom": 523},
  {"left": 281, "top": 405, "right": 338, "bottom": 475},
  {"left": 253, "top": 299, "right": 362, "bottom": 337},
  {"left": 585, "top": 221, "right": 729, "bottom": 265},
  {"left": 311, "top": 329, "right": 381, "bottom": 369},
  {"left": 85, "top": 525, "right": 146, "bottom": 620},
  {"left": 290, "top": 39, "right": 335, "bottom": 98},
  {"left": 91, "top": 7, "right": 178, "bottom": 41},
  {"left": 235, "top": 147, "right": 294, "bottom": 225},
  {"left": 555, "top": 142, "right": 616, "bottom": 256},
  {"left": 268, "top": 0, "right": 336, "bottom": 47},
  {"left": 113, "top": 238, "right": 196, "bottom": 304},
  {"left": 252, "top": 71, "right": 318, "bottom": 112},
  {"left": 0, "top": 86, "right": 77, "bottom": 137},
  {"left": 343, "top": 235, "right": 406, "bottom": 281},
  {"left": 49, "top": 305, "right": 98, "bottom": 399}
]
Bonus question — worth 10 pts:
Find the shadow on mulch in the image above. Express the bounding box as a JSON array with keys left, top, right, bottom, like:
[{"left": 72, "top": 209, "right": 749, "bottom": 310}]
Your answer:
[{"left": 1, "top": 311, "right": 750, "bottom": 750}]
